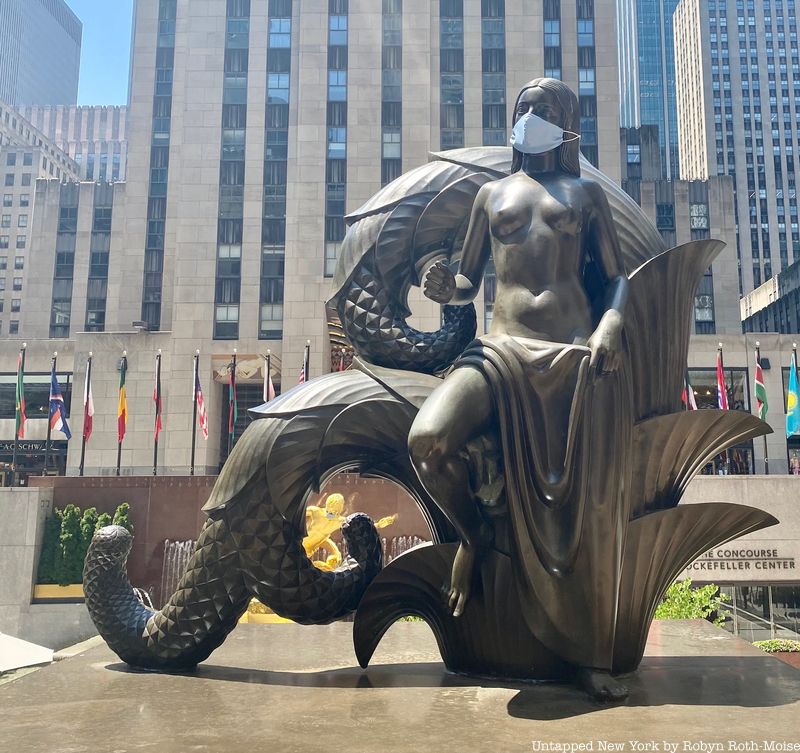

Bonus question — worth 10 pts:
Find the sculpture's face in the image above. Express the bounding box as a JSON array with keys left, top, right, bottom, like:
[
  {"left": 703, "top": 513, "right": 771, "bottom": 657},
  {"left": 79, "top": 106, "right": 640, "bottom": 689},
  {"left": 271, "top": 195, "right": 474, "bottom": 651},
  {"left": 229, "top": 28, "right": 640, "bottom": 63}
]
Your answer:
[{"left": 514, "top": 87, "right": 564, "bottom": 129}]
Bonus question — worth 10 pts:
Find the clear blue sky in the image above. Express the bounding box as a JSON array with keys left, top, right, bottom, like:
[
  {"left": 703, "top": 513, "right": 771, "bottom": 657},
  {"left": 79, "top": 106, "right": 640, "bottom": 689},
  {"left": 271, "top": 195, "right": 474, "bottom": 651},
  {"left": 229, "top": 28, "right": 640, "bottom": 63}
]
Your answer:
[{"left": 68, "top": 0, "right": 134, "bottom": 105}]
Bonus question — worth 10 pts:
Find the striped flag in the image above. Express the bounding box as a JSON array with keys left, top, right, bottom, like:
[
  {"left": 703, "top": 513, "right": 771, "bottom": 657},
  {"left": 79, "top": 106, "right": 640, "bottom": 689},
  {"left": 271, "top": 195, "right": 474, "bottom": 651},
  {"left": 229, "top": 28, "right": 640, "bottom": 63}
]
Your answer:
[
  {"left": 195, "top": 369, "right": 208, "bottom": 440},
  {"left": 716, "top": 351, "right": 729, "bottom": 410},
  {"left": 787, "top": 353, "right": 800, "bottom": 438},
  {"left": 298, "top": 363, "right": 306, "bottom": 384},
  {"left": 83, "top": 359, "right": 94, "bottom": 442},
  {"left": 153, "top": 353, "right": 163, "bottom": 441},
  {"left": 15, "top": 350, "right": 25, "bottom": 440},
  {"left": 754, "top": 354, "right": 768, "bottom": 421},
  {"left": 49, "top": 369, "right": 71, "bottom": 440},
  {"left": 682, "top": 372, "right": 698, "bottom": 410},
  {"left": 118, "top": 356, "right": 128, "bottom": 443},
  {"left": 338, "top": 350, "right": 346, "bottom": 372}
]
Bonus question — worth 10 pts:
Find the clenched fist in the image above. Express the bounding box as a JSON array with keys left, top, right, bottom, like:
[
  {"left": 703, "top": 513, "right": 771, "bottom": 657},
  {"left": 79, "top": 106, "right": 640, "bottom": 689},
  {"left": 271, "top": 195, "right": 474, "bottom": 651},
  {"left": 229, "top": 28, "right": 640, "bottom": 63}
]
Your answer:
[{"left": 423, "top": 260, "right": 457, "bottom": 304}]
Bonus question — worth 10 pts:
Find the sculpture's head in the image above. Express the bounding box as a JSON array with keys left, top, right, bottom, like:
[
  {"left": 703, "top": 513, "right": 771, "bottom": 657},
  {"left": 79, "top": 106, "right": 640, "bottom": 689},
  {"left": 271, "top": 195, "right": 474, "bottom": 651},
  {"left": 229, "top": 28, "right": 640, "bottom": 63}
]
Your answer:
[
  {"left": 324, "top": 493, "right": 346, "bottom": 516},
  {"left": 510, "top": 78, "right": 581, "bottom": 177}
]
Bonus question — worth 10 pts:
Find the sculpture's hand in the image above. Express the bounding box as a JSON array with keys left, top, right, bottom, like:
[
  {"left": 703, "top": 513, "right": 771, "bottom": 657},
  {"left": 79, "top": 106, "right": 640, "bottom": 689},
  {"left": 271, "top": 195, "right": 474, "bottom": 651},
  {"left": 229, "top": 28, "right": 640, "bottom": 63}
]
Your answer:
[
  {"left": 587, "top": 313, "right": 623, "bottom": 375},
  {"left": 423, "top": 260, "right": 457, "bottom": 304}
]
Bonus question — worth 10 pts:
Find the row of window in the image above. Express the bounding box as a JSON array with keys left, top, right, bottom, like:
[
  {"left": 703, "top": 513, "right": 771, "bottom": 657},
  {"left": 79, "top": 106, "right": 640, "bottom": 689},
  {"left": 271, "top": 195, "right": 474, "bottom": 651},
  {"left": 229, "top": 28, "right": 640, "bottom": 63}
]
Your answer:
[
  {"left": 141, "top": 0, "right": 177, "bottom": 332},
  {"left": 3, "top": 173, "right": 32, "bottom": 187},
  {"left": 259, "top": 0, "right": 291, "bottom": 340},
  {"left": 382, "top": 0, "right": 402, "bottom": 185},
  {"left": 2, "top": 194, "right": 29, "bottom": 208},
  {"left": 214, "top": 0, "right": 252, "bottom": 340},
  {"left": 323, "top": 0, "right": 349, "bottom": 279}
]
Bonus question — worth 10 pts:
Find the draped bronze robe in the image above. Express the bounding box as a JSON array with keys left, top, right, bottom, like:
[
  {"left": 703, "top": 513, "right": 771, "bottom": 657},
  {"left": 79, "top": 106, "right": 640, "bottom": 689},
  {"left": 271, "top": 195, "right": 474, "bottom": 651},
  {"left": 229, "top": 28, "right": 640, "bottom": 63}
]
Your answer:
[{"left": 457, "top": 333, "right": 634, "bottom": 670}]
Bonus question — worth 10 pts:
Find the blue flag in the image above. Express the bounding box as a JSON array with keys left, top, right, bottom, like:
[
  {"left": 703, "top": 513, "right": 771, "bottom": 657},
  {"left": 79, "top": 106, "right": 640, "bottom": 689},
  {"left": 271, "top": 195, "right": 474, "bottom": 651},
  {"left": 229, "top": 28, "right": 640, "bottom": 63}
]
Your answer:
[
  {"left": 49, "top": 370, "right": 72, "bottom": 440},
  {"left": 787, "top": 354, "right": 800, "bottom": 438}
]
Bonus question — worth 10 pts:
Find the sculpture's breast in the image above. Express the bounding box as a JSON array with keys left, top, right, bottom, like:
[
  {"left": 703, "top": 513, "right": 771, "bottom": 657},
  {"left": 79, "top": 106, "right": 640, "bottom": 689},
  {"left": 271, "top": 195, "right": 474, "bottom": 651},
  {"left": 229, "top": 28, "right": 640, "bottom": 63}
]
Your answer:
[{"left": 540, "top": 196, "right": 583, "bottom": 236}]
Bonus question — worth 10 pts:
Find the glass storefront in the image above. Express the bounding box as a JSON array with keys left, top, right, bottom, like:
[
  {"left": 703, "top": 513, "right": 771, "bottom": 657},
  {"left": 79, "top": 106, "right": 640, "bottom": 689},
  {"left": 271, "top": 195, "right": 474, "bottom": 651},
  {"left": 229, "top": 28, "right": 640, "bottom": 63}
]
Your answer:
[{"left": 719, "top": 584, "right": 800, "bottom": 642}]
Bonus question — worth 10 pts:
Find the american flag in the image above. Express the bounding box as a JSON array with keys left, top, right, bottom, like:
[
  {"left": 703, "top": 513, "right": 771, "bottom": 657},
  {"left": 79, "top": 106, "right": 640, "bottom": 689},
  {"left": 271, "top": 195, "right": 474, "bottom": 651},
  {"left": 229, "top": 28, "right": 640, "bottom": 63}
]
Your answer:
[
  {"left": 195, "top": 369, "right": 208, "bottom": 440},
  {"left": 83, "top": 359, "right": 94, "bottom": 441},
  {"left": 49, "top": 369, "right": 72, "bottom": 440}
]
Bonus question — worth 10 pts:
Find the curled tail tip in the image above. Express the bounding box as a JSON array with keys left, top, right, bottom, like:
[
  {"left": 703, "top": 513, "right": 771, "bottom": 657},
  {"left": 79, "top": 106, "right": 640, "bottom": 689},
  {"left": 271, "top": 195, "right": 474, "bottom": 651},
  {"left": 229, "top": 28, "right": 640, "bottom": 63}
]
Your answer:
[{"left": 88, "top": 525, "right": 133, "bottom": 560}]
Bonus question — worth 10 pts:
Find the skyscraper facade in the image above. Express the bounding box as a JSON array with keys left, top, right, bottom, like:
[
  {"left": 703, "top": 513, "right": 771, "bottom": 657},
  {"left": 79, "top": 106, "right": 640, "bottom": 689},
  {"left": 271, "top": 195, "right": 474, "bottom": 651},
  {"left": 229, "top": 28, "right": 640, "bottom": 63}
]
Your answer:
[
  {"left": 0, "top": 0, "right": 82, "bottom": 107},
  {"left": 617, "top": 0, "right": 681, "bottom": 179},
  {"left": 16, "top": 105, "right": 129, "bottom": 182},
  {"left": 675, "top": 0, "right": 800, "bottom": 296}
]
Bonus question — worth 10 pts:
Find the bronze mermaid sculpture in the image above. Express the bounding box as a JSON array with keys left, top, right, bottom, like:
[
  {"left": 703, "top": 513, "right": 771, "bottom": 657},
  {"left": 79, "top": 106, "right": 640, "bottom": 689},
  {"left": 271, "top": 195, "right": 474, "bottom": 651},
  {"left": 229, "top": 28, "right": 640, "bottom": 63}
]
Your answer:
[{"left": 83, "top": 78, "right": 777, "bottom": 704}]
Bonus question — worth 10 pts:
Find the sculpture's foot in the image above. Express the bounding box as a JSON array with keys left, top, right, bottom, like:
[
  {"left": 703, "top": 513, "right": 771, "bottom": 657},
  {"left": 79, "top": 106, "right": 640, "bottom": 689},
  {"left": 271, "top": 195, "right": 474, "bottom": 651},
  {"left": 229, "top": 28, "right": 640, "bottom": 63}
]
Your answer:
[{"left": 576, "top": 668, "right": 629, "bottom": 702}]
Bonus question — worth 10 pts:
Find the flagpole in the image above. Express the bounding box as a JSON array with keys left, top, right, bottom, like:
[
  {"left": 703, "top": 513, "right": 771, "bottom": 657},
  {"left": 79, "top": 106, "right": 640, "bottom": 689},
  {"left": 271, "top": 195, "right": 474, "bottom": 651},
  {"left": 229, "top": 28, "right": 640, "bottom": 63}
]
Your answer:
[
  {"left": 153, "top": 350, "right": 162, "bottom": 477},
  {"left": 190, "top": 350, "right": 199, "bottom": 477},
  {"left": 11, "top": 343, "right": 26, "bottom": 487},
  {"left": 43, "top": 351, "right": 57, "bottom": 477},
  {"left": 756, "top": 342, "right": 769, "bottom": 475},
  {"left": 79, "top": 353, "right": 92, "bottom": 477},
  {"left": 228, "top": 349, "right": 237, "bottom": 458},
  {"left": 719, "top": 342, "right": 732, "bottom": 474},
  {"left": 116, "top": 351, "right": 127, "bottom": 477}
]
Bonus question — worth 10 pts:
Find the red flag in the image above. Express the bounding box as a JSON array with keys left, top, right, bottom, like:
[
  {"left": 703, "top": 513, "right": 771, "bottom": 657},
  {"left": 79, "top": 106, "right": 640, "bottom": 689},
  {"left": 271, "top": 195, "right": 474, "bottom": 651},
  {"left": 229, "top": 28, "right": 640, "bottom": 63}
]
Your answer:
[
  {"left": 153, "top": 353, "right": 163, "bottom": 441},
  {"left": 299, "top": 365, "right": 306, "bottom": 384},
  {"left": 83, "top": 361, "right": 94, "bottom": 442},
  {"left": 339, "top": 351, "right": 345, "bottom": 372},
  {"left": 716, "top": 351, "right": 729, "bottom": 410}
]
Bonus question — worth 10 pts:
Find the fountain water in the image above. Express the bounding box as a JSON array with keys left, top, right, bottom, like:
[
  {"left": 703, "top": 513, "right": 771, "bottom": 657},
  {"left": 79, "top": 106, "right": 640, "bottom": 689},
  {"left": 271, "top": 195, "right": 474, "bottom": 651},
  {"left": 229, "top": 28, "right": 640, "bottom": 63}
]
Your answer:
[{"left": 159, "top": 539, "right": 196, "bottom": 608}]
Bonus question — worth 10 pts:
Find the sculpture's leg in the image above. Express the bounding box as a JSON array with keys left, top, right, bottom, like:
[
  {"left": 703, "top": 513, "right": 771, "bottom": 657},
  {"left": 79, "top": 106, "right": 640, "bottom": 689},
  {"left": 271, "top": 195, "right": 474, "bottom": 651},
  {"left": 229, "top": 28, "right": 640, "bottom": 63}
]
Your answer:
[{"left": 408, "top": 367, "right": 494, "bottom": 617}]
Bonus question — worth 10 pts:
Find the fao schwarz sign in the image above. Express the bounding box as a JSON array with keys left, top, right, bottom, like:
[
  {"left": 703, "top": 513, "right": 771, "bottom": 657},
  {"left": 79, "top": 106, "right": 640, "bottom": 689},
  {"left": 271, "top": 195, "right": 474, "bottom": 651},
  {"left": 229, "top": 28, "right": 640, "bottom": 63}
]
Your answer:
[
  {"left": 0, "top": 441, "right": 67, "bottom": 453},
  {"left": 687, "top": 546, "right": 797, "bottom": 578}
]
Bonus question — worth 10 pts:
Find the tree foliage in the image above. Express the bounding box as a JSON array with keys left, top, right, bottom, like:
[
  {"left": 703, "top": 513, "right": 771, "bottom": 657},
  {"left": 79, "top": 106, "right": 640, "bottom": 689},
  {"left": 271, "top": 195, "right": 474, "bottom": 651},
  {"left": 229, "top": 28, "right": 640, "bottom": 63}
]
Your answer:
[
  {"left": 655, "top": 579, "right": 729, "bottom": 626},
  {"left": 36, "top": 502, "right": 134, "bottom": 585},
  {"left": 112, "top": 502, "right": 134, "bottom": 534}
]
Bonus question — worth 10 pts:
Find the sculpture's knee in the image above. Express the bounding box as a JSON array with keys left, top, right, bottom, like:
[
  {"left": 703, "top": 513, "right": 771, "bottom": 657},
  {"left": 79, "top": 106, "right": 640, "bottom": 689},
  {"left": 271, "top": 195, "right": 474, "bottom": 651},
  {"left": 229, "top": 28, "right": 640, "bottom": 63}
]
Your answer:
[{"left": 408, "top": 422, "right": 447, "bottom": 475}]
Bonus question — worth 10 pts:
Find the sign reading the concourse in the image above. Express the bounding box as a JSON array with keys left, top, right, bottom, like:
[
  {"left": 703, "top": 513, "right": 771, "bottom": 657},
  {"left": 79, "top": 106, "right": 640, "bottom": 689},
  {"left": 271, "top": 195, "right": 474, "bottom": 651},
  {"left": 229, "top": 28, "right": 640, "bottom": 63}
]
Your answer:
[{"left": 686, "top": 546, "right": 797, "bottom": 579}]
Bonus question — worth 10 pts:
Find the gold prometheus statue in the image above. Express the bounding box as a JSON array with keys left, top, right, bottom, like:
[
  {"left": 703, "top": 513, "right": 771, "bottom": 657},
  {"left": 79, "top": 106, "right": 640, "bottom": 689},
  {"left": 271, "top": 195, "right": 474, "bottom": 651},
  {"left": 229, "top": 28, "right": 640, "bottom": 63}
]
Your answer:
[{"left": 303, "top": 493, "right": 397, "bottom": 571}]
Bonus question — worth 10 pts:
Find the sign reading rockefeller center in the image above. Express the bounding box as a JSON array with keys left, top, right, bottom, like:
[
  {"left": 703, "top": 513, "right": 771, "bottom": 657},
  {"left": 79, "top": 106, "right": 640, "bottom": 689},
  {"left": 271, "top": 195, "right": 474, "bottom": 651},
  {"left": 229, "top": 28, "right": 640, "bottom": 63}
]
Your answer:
[{"left": 686, "top": 546, "right": 798, "bottom": 577}]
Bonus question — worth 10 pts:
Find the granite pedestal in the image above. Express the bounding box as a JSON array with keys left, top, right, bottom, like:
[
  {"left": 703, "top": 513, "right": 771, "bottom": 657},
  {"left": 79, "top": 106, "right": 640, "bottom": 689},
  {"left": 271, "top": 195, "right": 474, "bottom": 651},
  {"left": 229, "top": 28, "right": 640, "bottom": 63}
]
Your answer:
[{"left": 2, "top": 620, "right": 799, "bottom": 753}]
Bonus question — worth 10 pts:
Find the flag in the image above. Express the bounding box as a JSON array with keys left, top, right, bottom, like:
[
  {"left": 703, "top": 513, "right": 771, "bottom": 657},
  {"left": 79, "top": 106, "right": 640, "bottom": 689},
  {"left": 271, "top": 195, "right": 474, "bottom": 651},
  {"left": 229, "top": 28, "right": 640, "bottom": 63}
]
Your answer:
[
  {"left": 228, "top": 363, "right": 238, "bottom": 438},
  {"left": 682, "top": 372, "right": 698, "bottom": 410},
  {"left": 117, "top": 358, "right": 128, "bottom": 443},
  {"left": 49, "top": 369, "right": 71, "bottom": 440},
  {"left": 153, "top": 355, "right": 162, "bottom": 441},
  {"left": 15, "top": 350, "right": 25, "bottom": 440},
  {"left": 83, "top": 362, "right": 94, "bottom": 442},
  {"left": 195, "top": 369, "right": 208, "bottom": 440},
  {"left": 787, "top": 353, "right": 800, "bottom": 437},
  {"left": 754, "top": 354, "right": 768, "bottom": 421},
  {"left": 338, "top": 351, "right": 345, "bottom": 372},
  {"left": 264, "top": 361, "right": 276, "bottom": 402},
  {"left": 299, "top": 363, "right": 306, "bottom": 384},
  {"left": 716, "top": 351, "right": 729, "bottom": 410}
]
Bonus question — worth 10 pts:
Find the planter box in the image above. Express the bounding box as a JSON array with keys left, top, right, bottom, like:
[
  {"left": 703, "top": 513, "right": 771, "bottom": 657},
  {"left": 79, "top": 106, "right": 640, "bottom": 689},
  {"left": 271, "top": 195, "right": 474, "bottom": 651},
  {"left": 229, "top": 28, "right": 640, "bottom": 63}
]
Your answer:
[
  {"left": 772, "top": 651, "right": 800, "bottom": 670},
  {"left": 32, "top": 584, "right": 85, "bottom": 604}
]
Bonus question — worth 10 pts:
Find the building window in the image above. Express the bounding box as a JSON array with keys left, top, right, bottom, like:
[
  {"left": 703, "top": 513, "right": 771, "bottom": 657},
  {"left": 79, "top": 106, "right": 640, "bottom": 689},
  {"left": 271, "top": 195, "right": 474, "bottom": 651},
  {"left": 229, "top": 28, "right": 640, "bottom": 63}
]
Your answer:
[
  {"left": 656, "top": 203, "right": 675, "bottom": 230},
  {"left": 14, "top": 256, "right": 23, "bottom": 270},
  {"left": 6, "top": 154, "right": 16, "bottom": 166},
  {"left": 19, "top": 194, "right": 29, "bottom": 207},
  {"left": 18, "top": 215, "right": 27, "bottom": 228},
  {"left": 21, "top": 174, "right": 31, "bottom": 187},
  {"left": 16, "top": 236, "right": 24, "bottom": 250},
  {"left": 0, "top": 237, "right": 7, "bottom": 250},
  {"left": 1, "top": 215, "right": 9, "bottom": 228},
  {"left": 9, "top": 320, "right": 18, "bottom": 335},
  {"left": 2, "top": 194, "right": 11, "bottom": 208},
  {"left": 4, "top": 174, "right": 13, "bottom": 187},
  {"left": 13, "top": 277, "right": 22, "bottom": 291},
  {"left": 10, "top": 299, "right": 20, "bottom": 313}
]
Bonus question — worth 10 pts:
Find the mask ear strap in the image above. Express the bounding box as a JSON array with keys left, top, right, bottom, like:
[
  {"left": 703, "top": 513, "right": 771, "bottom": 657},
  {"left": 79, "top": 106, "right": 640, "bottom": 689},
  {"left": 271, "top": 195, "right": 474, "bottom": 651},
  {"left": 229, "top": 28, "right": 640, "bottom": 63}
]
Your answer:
[{"left": 563, "top": 131, "right": 581, "bottom": 143}]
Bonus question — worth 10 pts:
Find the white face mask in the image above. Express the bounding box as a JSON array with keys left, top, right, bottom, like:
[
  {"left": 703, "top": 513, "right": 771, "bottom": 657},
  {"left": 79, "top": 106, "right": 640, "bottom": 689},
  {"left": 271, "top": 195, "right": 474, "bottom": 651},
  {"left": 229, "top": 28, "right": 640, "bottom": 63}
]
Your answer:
[{"left": 510, "top": 112, "right": 579, "bottom": 155}]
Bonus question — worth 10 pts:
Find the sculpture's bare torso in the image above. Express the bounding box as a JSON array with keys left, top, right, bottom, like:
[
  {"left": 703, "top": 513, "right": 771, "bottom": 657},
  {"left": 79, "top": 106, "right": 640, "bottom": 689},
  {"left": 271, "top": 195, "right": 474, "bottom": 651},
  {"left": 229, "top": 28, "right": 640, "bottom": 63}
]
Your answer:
[{"left": 484, "top": 172, "right": 594, "bottom": 345}]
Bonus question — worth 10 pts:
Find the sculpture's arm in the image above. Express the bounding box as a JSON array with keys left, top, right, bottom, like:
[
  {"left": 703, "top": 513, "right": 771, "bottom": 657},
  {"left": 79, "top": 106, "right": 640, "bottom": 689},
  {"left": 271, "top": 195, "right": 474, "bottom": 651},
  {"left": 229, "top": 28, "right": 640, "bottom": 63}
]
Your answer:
[
  {"left": 423, "top": 184, "right": 492, "bottom": 305},
  {"left": 586, "top": 181, "right": 629, "bottom": 372},
  {"left": 452, "top": 184, "right": 492, "bottom": 304}
]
